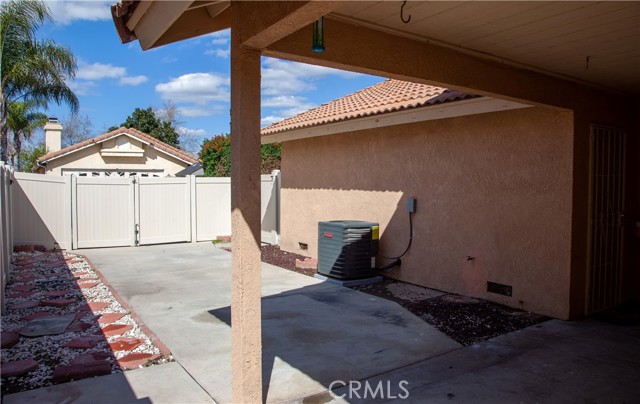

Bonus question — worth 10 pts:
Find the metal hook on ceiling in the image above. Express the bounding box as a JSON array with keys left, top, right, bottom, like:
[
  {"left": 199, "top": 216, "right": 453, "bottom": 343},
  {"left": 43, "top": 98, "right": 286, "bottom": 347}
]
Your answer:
[{"left": 401, "top": 1, "right": 411, "bottom": 24}]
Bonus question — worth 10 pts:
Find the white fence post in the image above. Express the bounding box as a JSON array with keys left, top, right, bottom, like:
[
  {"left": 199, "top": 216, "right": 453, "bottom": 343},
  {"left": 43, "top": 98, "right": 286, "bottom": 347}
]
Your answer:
[
  {"left": 71, "top": 175, "right": 78, "bottom": 250},
  {"left": 190, "top": 175, "right": 197, "bottom": 243},
  {"left": 1, "top": 162, "right": 14, "bottom": 315},
  {"left": 64, "top": 175, "right": 72, "bottom": 251},
  {"left": 273, "top": 170, "right": 281, "bottom": 245}
]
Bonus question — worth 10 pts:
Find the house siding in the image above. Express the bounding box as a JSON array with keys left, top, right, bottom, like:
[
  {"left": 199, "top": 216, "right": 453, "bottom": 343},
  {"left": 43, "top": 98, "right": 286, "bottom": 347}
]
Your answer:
[
  {"left": 279, "top": 107, "right": 574, "bottom": 319},
  {"left": 43, "top": 143, "right": 188, "bottom": 176}
]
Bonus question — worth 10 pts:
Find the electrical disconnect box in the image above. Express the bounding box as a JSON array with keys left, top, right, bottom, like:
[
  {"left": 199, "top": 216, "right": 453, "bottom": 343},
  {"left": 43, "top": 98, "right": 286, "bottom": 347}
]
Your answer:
[
  {"left": 317, "top": 220, "right": 379, "bottom": 280},
  {"left": 407, "top": 197, "right": 417, "bottom": 213}
]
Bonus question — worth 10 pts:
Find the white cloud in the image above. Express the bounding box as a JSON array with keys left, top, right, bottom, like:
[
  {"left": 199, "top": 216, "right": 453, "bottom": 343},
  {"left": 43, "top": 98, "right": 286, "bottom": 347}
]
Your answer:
[
  {"left": 177, "top": 127, "right": 207, "bottom": 137},
  {"left": 258, "top": 58, "right": 364, "bottom": 125},
  {"left": 205, "top": 48, "right": 230, "bottom": 58},
  {"left": 262, "top": 95, "right": 312, "bottom": 109},
  {"left": 48, "top": 1, "right": 112, "bottom": 25},
  {"left": 261, "top": 116, "right": 284, "bottom": 127},
  {"left": 156, "top": 73, "right": 230, "bottom": 105},
  {"left": 118, "top": 75, "right": 149, "bottom": 86},
  {"left": 76, "top": 62, "right": 126, "bottom": 80},
  {"left": 73, "top": 61, "right": 147, "bottom": 92},
  {"left": 261, "top": 58, "right": 359, "bottom": 97},
  {"left": 281, "top": 106, "right": 315, "bottom": 117},
  {"left": 67, "top": 80, "right": 97, "bottom": 96},
  {"left": 208, "top": 29, "right": 230, "bottom": 45},
  {"left": 179, "top": 106, "right": 226, "bottom": 118}
]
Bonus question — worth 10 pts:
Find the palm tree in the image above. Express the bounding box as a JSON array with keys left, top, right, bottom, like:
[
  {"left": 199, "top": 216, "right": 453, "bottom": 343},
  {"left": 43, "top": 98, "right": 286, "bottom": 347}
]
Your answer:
[
  {"left": 0, "top": 0, "right": 78, "bottom": 163},
  {"left": 7, "top": 100, "right": 46, "bottom": 169}
]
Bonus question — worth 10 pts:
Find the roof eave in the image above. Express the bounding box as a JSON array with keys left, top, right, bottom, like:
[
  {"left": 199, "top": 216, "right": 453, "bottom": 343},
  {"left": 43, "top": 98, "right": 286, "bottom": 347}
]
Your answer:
[
  {"left": 261, "top": 97, "right": 532, "bottom": 144},
  {"left": 111, "top": 1, "right": 139, "bottom": 44}
]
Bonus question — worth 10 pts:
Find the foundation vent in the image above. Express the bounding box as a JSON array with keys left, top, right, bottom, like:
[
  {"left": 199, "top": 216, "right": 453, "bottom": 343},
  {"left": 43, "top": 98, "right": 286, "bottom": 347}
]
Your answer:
[{"left": 487, "top": 281, "right": 512, "bottom": 297}]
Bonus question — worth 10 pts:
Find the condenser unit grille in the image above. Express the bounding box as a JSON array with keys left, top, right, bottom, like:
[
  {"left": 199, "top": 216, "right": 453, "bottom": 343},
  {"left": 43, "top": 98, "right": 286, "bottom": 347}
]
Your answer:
[{"left": 318, "top": 220, "right": 379, "bottom": 280}]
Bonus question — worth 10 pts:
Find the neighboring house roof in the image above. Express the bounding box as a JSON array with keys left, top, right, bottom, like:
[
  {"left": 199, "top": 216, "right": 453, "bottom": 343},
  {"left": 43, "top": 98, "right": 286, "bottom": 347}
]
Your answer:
[
  {"left": 261, "top": 79, "right": 478, "bottom": 136},
  {"left": 38, "top": 127, "right": 198, "bottom": 165},
  {"left": 175, "top": 162, "right": 204, "bottom": 177}
]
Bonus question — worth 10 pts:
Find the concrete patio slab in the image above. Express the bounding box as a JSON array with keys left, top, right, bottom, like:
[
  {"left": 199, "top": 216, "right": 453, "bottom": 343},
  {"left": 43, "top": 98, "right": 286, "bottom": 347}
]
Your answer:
[
  {"left": 63, "top": 242, "right": 460, "bottom": 403},
  {"left": 321, "top": 319, "right": 640, "bottom": 403},
  {"left": 4, "top": 243, "right": 639, "bottom": 404},
  {"left": 3, "top": 362, "right": 214, "bottom": 404}
]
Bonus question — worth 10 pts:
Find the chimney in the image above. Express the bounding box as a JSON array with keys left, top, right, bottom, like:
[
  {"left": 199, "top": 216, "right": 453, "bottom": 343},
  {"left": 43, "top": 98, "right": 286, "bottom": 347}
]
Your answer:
[{"left": 44, "top": 117, "right": 62, "bottom": 153}]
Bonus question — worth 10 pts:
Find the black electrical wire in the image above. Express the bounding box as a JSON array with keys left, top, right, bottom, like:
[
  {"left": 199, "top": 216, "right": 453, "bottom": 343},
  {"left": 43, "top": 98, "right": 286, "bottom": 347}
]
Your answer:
[{"left": 376, "top": 211, "right": 413, "bottom": 271}]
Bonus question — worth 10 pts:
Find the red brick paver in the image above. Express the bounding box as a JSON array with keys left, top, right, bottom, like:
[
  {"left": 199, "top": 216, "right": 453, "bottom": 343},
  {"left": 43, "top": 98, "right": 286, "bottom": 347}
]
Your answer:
[
  {"left": 65, "top": 322, "right": 93, "bottom": 333},
  {"left": 100, "top": 324, "right": 133, "bottom": 337},
  {"left": 1, "top": 359, "right": 39, "bottom": 377},
  {"left": 63, "top": 335, "right": 105, "bottom": 349},
  {"left": 10, "top": 301, "right": 40, "bottom": 310},
  {"left": 52, "top": 353, "right": 111, "bottom": 383},
  {"left": 98, "top": 313, "right": 125, "bottom": 324},
  {"left": 21, "top": 311, "right": 55, "bottom": 321},
  {"left": 78, "top": 302, "right": 110, "bottom": 312},
  {"left": 12, "top": 284, "right": 35, "bottom": 292},
  {"left": 43, "top": 290, "right": 76, "bottom": 297},
  {"left": 8, "top": 291, "right": 37, "bottom": 299},
  {"left": 40, "top": 299, "right": 76, "bottom": 308},
  {"left": 1, "top": 332, "right": 20, "bottom": 349},
  {"left": 109, "top": 337, "right": 143, "bottom": 352},
  {"left": 118, "top": 353, "right": 159, "bottom": 369}
]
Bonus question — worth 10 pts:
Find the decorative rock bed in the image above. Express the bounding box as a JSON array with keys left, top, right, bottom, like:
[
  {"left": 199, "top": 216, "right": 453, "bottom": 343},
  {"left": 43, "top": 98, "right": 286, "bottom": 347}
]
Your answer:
[{"left": 1, "top": 251, "right": 172, "bottom": 395}]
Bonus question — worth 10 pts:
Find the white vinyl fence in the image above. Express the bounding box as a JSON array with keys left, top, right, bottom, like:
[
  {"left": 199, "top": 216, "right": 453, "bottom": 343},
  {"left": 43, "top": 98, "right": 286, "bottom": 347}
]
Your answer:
[
  {"left": 1, "top": 162, "right": 15, "bottom": 314},
  {"left": 10, "top": 171, "right": 280, "bottom": 250}
]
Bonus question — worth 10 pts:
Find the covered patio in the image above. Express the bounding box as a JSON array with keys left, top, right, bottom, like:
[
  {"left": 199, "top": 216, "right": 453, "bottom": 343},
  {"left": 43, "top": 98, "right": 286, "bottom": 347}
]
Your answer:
[{"left": 111, "top": 2, "right": 639, "bottom": 401}]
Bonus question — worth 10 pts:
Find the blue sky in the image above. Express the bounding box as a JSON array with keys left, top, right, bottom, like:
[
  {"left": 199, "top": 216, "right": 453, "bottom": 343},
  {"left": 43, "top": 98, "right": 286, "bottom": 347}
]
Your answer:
[{"left": 38, "top": 0, "right": 384, "bottom": 153}]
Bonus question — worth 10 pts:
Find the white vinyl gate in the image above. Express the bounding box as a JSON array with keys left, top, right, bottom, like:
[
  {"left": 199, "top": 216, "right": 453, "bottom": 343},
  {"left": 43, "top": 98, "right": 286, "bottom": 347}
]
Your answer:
[
  {"left": 12, "top": 171, "right": 280, "bottom": 250},
  {"left": 137, "top": 177, "right": 191, "bottom": 245},
  {"left": 73, "top": 177, "right": 135, "bottom": 248}
]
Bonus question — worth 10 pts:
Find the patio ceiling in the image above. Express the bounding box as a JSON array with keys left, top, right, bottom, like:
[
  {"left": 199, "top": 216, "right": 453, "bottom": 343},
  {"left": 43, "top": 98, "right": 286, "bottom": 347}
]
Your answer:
[{"left": 113, "top": 1, "right": 640, "bottom": 97}]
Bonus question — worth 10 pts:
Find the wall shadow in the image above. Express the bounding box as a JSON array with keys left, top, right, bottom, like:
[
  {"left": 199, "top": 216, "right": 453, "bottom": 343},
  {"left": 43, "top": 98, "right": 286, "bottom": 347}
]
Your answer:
[{"left": 12, "top": 180, "right": 63, "bottom": 250}]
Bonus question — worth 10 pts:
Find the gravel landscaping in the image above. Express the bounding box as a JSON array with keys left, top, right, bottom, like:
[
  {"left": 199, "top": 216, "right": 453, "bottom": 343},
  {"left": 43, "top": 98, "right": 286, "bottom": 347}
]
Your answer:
[{"left": 1, "top": 251, "right": 172, "bottom": 396}]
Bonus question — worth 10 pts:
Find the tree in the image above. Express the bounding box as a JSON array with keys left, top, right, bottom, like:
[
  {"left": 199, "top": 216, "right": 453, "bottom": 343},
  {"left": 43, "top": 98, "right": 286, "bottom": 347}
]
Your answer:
[
  {"left": 199, "top": 134, "right": 281, "bottom": 177},
  {"left": 18, "top": 142, "right": 45, "bottom": 172},
  {"left": 261, "top": 142, "right": 281, "bottom": 173},
  {"left": 112, "top": 107, "right": 180, "bottom": 147},
  {"left": 0, "top": 0, "right": 79, "bottom": 162},
  {"left": 199, "top": 134, "right": 231, "bottom": 177},
  {"left": 61, "top": 113, "right": 93, "bottom": 147},
  {"left": 6, "top": 100, "right": 46, "bottom": 169}
]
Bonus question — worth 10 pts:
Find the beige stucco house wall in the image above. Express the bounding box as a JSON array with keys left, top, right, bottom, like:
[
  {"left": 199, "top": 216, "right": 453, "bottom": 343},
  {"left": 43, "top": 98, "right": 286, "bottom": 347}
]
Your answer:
[
  {"left": 37, "top": 126, "right": 197, "bottom": 177},
  {"left": 278, "top": 106, "right": 574, "bottom": 319}
]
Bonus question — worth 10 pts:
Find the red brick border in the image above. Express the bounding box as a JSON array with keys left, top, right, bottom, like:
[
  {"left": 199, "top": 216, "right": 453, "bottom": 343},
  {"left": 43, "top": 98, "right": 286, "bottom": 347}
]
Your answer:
[{"left": 77, "top": 254, "right": 173, "bottom": 359}]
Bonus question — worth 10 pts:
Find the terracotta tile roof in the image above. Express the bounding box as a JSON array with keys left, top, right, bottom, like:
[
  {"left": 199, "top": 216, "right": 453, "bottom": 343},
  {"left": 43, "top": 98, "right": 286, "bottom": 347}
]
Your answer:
[
  {"left": 261, "top": 79, "right": 478, "bottom": 135},
  {"left": 38, "top": 127, "right": 198, "bottom": 165}
]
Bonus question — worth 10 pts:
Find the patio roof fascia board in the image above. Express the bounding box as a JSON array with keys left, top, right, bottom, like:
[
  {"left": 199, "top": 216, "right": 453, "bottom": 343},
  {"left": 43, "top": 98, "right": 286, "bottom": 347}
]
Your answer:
[
  {"left": 153, "top": 6, "right": 231, "bottom": 49},
  {"left": 264, "top": 17, "right": 630, "bottom": 113},
  {"left": 131, "top": 1, "right": 192, "bottom": 50},
  {"left": 237, "top": 1, "right": 342, "bottom": 50},
  {"left": 126, "top": 1, "right": 341, "bottom": 51},
  {"left": 261, "top": 97, "right": 531, "bottom": 144}
]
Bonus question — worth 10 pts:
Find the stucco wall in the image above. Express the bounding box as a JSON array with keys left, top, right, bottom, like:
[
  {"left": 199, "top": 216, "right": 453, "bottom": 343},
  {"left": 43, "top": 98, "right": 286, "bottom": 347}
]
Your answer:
[
  {"left": 44, "top": 143, "right": 188, "bottom": 176},
  {"left": 279, "top": 107, "right": 574, "bottom": 319}
]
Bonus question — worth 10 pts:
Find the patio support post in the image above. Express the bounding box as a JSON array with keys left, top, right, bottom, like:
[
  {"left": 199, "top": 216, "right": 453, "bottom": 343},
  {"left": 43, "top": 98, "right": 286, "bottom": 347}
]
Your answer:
[{"left": 230, "top": 4, "right": 263, "bottom": 403}]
